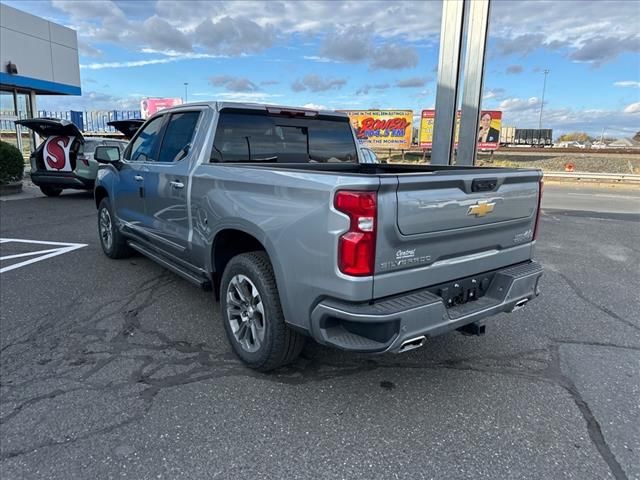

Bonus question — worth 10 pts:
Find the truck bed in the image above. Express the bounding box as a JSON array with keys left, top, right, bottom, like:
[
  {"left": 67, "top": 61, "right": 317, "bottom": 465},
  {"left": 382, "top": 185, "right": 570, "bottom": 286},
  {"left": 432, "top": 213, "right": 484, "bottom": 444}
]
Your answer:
[{"left": 226, "top": 161, "right": 539, "bottom": 177}]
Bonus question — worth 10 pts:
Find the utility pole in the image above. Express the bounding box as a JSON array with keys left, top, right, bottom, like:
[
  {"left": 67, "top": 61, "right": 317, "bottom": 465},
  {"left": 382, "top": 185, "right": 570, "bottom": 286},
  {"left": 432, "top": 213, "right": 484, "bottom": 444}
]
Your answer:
[
  {"left": 184, "top": 82, "right": 189, "bottom": 103},
  {"left": 538, "top": 69, "right": 549, "bottom": 129}
]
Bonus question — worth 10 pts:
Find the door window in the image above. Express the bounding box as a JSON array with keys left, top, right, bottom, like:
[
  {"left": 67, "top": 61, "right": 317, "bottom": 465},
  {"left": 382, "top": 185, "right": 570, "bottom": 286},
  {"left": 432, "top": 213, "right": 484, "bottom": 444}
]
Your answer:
[
  {"left": 126, "top": 116, "right": 164, "bottom": 162},
  {"left": 157, "top": 111, "right": 201, "bottom": 163}
]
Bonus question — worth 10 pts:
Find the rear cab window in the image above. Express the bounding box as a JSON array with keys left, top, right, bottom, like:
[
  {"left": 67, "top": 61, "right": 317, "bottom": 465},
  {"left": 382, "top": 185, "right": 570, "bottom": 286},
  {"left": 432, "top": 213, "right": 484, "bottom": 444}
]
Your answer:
[{"left": 211, "top": 110, "right": 357, "bottom": 163}]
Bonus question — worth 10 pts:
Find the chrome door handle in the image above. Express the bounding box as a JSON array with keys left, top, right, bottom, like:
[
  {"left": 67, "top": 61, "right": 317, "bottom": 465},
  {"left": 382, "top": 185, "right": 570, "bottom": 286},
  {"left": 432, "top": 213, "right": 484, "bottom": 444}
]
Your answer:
[
  {"left": 134, "top": 175, "right": 144, "bottom": 182},
  {"left": 170, "top": 181, "right": 184, "bottom": 189}
]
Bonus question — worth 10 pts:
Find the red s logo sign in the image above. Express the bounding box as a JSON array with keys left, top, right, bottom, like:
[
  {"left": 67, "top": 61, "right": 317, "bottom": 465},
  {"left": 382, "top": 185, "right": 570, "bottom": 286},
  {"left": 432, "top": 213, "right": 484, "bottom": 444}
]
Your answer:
[{"left": 45, "top": 136, "right": 72, "bottom": 170}]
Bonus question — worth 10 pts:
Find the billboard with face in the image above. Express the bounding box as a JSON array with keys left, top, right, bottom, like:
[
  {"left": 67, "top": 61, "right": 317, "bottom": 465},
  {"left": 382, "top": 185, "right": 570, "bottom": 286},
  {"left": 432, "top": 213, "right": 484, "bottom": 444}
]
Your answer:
[
  {"left": 419, "top": 110, "right": 502, "bottom": 150},
  {"left": 343, "top": 110, "right": 413, "bottom": 149},
  {"left": 140, "top": 98, "right": 183, "bottom": 119}
]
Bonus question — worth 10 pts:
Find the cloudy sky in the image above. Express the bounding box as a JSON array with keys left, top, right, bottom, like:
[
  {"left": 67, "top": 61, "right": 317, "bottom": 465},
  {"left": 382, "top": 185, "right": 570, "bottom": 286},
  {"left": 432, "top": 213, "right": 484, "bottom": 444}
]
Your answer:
[{"left": 5, "top": 0, "right": 640, "bottom": 136}]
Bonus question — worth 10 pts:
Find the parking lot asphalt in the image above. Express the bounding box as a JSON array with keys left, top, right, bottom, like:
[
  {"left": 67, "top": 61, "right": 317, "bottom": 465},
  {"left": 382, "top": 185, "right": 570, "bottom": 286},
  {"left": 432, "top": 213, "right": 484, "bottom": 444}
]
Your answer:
[{"left": 1, "top": 185, "right": 638, "bottom": 480}]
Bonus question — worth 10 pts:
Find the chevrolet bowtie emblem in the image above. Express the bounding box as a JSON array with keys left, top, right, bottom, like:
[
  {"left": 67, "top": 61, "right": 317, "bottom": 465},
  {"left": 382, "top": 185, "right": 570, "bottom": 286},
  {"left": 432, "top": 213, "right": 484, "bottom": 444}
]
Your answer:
[{"left": 467, "top": 200, "right": 495, "bottom": 217}]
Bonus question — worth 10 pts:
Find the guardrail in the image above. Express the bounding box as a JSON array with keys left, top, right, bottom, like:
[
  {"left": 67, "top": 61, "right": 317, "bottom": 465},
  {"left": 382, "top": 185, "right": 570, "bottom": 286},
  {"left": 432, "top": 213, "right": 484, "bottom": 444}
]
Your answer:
[{"left": 543, "top": 171, "right": 640, "bottom": 184}]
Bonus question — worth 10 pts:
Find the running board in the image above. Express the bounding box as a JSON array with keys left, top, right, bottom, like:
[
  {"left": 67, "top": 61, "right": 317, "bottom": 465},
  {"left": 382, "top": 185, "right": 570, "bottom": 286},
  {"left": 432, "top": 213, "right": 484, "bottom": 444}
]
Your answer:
[{"left": 128, "top": 241, "right": 211, "bottom": 289}]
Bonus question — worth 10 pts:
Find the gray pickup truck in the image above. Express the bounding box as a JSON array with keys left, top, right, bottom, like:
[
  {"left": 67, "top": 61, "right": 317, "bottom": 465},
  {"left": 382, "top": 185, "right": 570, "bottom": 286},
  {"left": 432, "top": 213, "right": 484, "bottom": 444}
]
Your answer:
[{"left": 93, "top": 102, "right": 543, "bottom": 371}]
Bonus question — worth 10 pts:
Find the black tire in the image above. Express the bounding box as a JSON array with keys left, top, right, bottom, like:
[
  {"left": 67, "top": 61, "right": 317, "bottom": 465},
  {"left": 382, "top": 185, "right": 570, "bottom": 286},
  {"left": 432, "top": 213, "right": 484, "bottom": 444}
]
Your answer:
[
  {"left": 40, "top": 186, "right": 62, "bottom": 197},
  {"left": 98, "top": 197, "right": 132, "bottom": 259},
  {"left": 220, "top": 251, "right": 305, "bottom": 371}
]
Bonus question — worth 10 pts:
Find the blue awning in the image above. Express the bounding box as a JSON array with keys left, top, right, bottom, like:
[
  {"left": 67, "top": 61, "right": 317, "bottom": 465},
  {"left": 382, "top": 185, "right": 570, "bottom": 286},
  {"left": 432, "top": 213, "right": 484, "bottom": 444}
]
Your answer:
[{"left": 0, "top": 73, "right": 81, "bottom": 95}]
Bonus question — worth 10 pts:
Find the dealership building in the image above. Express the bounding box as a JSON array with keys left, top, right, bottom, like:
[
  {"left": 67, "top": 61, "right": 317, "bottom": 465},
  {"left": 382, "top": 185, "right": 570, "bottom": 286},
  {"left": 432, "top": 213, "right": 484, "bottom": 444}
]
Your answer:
[{"left": 0, "top": 3, "right": 81, "bottom": 153}]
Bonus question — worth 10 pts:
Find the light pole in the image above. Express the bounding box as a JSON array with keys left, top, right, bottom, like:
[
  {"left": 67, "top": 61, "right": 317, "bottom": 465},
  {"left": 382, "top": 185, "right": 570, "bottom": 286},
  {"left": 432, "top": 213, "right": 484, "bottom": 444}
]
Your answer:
[
  {"left": 184, "top": 82, "right": 189, "bottom": 103},
  {"left": 538, "top": 69, "right": 549, "bottom": 130}
]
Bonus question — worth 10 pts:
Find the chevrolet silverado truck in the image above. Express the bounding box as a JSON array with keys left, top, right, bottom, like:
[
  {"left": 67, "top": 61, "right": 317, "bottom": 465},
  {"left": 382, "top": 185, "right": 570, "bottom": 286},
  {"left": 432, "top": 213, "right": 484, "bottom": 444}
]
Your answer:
[{"left": 93, "top": 102, "right": 543, "bottom": 371}]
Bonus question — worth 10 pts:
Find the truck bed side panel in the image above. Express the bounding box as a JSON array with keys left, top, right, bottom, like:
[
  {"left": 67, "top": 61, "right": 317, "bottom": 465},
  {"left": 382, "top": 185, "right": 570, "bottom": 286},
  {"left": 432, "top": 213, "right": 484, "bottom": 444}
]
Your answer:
[{"left": 189, "top": 164, "right": 379, "bottom": 331}]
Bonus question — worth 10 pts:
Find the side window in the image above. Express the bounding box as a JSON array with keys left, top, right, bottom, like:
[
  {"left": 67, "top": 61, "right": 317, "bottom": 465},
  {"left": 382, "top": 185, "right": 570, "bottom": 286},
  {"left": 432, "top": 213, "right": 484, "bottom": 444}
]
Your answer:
[
  {"left": 126, "top": 116, "right": 164, "bottom": 162},
  {"left": 157, "top": 111, "right": 200, "bottom": 163}
]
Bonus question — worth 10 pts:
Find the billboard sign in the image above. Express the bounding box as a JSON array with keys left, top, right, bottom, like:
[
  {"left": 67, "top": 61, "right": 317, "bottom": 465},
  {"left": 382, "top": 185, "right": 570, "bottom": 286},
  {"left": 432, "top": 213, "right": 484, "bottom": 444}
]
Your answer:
[
  {"left": 343, "top": 110, "right": 413, "bottom": 149},
  {"left": 419, "top": 110, "right": 502, "bottom": 150},
  {"left": 140, "top": 98, "right": 183, "bottom": 119}
]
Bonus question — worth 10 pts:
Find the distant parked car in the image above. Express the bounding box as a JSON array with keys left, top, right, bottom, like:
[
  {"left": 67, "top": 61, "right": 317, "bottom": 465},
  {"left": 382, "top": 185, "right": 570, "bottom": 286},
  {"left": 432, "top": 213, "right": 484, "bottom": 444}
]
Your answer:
[
  {"left": 16, "top": 118, "right": 134, "bottom": 197},
  {"left": 359, "top": 147, "right": 379, "bottom": 164}
]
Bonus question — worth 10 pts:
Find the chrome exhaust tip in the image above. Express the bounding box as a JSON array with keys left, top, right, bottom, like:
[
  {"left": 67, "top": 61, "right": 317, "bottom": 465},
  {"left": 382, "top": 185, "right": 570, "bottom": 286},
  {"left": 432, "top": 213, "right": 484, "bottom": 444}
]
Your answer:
[
  {"left": 399, "top": 335, "right": 426, "bottom": 353},
  {"left": 512, "top": 298, "right": 529, "bottom": 311}
]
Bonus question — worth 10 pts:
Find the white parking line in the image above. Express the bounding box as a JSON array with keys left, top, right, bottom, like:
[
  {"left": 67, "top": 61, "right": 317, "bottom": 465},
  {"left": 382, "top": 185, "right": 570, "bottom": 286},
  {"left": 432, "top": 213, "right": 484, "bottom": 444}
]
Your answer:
[{"left": 0, "top": 238, "right": 88, "bottom": 273}]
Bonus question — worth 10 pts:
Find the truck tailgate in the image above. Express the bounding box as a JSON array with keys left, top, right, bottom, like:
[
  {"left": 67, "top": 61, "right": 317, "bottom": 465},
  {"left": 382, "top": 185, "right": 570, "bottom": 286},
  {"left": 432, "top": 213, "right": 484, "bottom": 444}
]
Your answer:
[
  {"left": 374, "top": 169, "right": 542, "bottom": 298},
  {"left": 396, "top": 175, "right": 537, "bottom": 235}
]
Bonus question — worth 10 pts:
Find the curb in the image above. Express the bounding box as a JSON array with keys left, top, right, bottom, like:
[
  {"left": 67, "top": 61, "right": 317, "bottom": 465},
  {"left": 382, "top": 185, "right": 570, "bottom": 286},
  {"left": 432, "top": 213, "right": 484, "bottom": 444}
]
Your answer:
[{"left": 0, "top": 181, "right": 24, "bottom": 196}]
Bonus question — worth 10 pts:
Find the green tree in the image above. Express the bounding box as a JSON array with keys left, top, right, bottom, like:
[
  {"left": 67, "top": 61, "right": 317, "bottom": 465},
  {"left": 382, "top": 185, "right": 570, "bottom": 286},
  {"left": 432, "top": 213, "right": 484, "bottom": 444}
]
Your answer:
[
  {"left": 557, "top": 132, "right": 594, "bottom": 143},
  {"left": 0, "top": 140, "right": 24, "bottom": 184}
]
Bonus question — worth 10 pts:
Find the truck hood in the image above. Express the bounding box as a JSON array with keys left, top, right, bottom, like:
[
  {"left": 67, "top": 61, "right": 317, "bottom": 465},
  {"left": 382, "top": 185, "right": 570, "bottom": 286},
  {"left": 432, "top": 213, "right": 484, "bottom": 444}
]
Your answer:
[
  {"left": 107, "top": 119, "right": 144, "bottom": 140},
  {"left": 15, "top": 118, "right": 84, "bottom": 141}
]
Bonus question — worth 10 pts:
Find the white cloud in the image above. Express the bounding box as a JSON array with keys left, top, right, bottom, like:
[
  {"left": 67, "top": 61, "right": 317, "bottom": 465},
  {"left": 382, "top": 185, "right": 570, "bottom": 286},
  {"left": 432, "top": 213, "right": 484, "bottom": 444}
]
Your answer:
[
  {"left": 303, "top": 56, "right": 339, "bottom": 63},
  {"left": 493, "top": 97, "right": 640, "bottom": 135},
  {"left": 38, "top": 90, "right": 139, "bottom": 111},
  {"left": 614, "top": 81, "right": 640, "bottom": 88},
  {"left": 80, "top": 53, "right": 223, "bottom": 70},
  {"left": 193, "top": 92, "right": 284, "bottom": 103},
  {"left": 490, "top": 1, "right": 640, "bottom": 64},
  {"left": 291, "top": 75, "right": 347, "bottom": 92},
  {"left": 483, "top": 88, "right": 505, "bottom": 100},
  {"left": 302, "top": 103, "right": 328, "bottom": 110},
  {"left": 498, "top": 97, "right": 542, "bottom": 112},
  {"left": 49, "top": 0, "right": 640, "bottom": 68},
  {"left": 623, "top": 102, "right": 640, "bottom": 114}
]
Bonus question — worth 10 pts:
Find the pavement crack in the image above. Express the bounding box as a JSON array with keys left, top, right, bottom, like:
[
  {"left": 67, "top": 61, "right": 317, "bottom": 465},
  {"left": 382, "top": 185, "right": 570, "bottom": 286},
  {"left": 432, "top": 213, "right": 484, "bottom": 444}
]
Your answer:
[
  {"left": 0, "top": 388, "right": 82, "bottom": 425},
  {"left": 557, "top": 272, "right": 639, "bottom": 333},
  {"left": 553, "top": 338, "right": 640, "bottom": 351},
  {"left": 547, "top": 345, "right": 629, "bottom": 480}
]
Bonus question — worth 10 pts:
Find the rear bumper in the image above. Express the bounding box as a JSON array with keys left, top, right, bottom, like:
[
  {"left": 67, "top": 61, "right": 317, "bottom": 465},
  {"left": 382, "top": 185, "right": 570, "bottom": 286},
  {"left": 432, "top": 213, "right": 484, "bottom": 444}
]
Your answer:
[
  {"left": 31, "top": 172, "right": 93, "bottom": 190},
  {"left": 310, "top": 261, "right": 543, "bottom": 353}
]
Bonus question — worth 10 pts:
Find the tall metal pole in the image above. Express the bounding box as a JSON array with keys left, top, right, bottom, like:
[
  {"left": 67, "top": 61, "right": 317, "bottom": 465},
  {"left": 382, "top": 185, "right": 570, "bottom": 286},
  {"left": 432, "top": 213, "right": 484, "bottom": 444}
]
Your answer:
[
  {"left": 431, "top": 0, "right": 466, "bottom": 165},
  {"left": 184, "top": 82, "right": 189, "bottom": 103},
  {"left": 457, "top": 0, "right": 491, "bottom": 166},
  {"left": 538, "top": 69, "right": 549, "bottom": 129}
]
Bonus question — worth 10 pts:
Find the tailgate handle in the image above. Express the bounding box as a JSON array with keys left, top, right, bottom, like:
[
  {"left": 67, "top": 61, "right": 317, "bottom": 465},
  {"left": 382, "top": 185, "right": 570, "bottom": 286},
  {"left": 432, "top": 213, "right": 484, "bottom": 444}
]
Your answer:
[{"left": 472, "top": 178, "right": 497, "bottom": 192}]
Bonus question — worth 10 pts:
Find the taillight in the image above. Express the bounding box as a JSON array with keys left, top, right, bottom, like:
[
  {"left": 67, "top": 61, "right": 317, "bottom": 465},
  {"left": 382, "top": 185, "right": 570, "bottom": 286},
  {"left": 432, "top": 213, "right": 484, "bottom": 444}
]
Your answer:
[
  {"left": 334, "top": 190, "right": 377, "bottom": 276},
  {"left": 79, "top": 155, "right": 90, "bottom": 167},
  {"left": 533, "top": 178, "right": 544, "bottom": 240}
]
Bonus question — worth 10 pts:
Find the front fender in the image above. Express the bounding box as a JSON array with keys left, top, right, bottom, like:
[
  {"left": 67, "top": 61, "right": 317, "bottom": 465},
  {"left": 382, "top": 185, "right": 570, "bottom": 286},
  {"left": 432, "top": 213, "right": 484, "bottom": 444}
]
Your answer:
[{"left": 94, "top": 165, "right": 119, "bottom": 207}]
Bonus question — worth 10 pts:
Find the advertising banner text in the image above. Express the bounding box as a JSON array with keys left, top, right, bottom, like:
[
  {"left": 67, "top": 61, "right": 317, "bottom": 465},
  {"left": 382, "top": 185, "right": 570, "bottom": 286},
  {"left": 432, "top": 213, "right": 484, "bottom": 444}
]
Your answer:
[
  {"left": 344, "top": 110, "right": 413, "bottom": 149},
  {"left": 419, "top": 110, "right": 502, "bottom": 150}
]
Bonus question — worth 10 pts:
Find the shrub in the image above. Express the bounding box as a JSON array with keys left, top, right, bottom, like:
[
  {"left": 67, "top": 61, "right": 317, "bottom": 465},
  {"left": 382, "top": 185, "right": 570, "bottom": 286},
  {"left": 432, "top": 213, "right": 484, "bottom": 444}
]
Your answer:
[{"left": 0, "top": 140, "right": 24, "bottom": 184}]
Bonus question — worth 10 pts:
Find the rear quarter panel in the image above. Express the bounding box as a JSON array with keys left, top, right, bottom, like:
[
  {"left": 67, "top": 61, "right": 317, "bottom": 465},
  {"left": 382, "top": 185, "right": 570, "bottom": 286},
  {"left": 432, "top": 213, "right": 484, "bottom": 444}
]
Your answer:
[{"left": 189, "top": 165, "right": 379, "bottom": 331}]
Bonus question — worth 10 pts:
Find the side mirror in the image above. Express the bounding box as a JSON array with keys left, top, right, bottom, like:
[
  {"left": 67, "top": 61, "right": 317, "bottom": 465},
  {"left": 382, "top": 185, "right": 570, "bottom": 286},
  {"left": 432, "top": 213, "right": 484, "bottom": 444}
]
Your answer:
[{"left": 94, "top": 146, "right": 121, "bottom": 164}]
